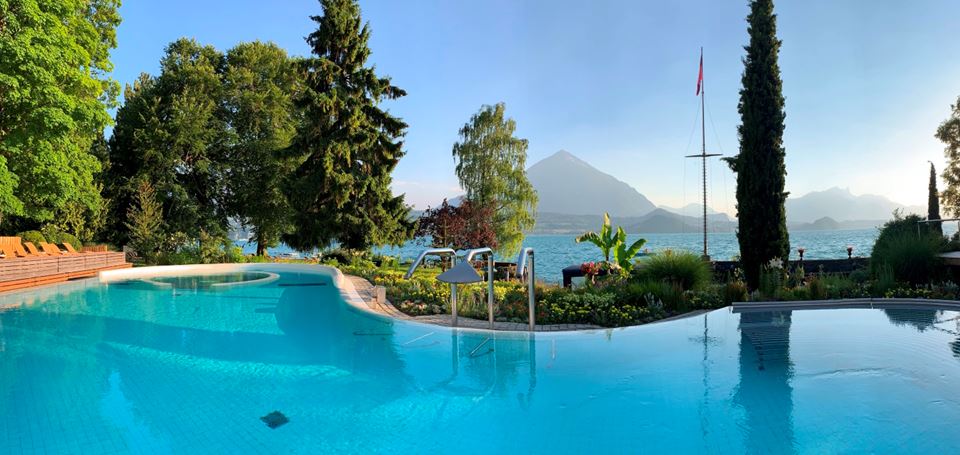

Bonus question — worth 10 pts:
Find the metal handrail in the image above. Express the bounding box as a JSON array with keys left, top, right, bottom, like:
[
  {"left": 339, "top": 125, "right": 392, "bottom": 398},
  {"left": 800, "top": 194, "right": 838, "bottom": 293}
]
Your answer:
[
  {"left": 404, "top": 248, "right": 457, "bottom": 279},
  {"left": 516, "top": 247, "right": 536, "bottom": 331},
  {"left": 517, "top": 247, "right": 534, "bottom": 277},
  {"left": 462, "top": 248, "right": 496, "bottom": 328},
  {"left": 462, "top": 247, "right": 492, "bottom": 262}
]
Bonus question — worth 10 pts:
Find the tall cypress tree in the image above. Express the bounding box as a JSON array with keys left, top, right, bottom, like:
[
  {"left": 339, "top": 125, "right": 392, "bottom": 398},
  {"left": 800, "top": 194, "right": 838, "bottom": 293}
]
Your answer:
[
  {"left": 283, "top": 0, "right": 414, "bottom": 251},
  {"left": 724, "top": 0, "right": 789, "bottom": 288},
  {"left": 928, "top": 162, "right": 942, "bottom": 236}
]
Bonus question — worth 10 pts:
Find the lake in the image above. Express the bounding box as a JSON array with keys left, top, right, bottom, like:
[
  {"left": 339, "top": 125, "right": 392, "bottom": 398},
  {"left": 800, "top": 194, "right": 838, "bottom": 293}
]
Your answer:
[{"left": 239, "top": 225, "right": 958, "bottom": 283}]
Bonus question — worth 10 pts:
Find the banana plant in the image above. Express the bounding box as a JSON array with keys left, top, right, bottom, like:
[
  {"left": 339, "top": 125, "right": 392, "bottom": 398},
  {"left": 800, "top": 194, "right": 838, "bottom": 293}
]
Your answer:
[
  {"left": 576, "top": 213, "right": 647, "bottom": 269},
  {"left": 612, "top": 227, "right": 647, "bottom": 269},
  {"left": 575, "top": 213, "right": 616, "bottom": 262}
]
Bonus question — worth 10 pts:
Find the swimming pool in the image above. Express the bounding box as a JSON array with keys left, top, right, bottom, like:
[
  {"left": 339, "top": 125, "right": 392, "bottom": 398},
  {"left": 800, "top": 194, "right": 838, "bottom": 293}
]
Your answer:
[{"left": 1, "top": 264, "right": 959, "bottom": 453}]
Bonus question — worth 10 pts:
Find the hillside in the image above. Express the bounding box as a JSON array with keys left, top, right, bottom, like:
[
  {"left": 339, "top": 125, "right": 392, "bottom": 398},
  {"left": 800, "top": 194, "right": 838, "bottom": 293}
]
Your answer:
[{"left": 526, "top": 150, "right": 656, "bottom": 217}]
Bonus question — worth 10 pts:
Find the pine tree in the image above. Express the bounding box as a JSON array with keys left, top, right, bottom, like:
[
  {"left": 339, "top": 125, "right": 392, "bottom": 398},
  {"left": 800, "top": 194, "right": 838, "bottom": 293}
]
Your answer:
[
  {"left": 283, "top": 0, "right": 414, "bottom": 251},
  {"left": 928, "top": 162, "right": 942, "bottom": 236},
  {"left": 125, "top": 180, "right": 163, "bottom": 263},
  {"left": 723, "top": 0, "right": 789, "bottom": 288}
]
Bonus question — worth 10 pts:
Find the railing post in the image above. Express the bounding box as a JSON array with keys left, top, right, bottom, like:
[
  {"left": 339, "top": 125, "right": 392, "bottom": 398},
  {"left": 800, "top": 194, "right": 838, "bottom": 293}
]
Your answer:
[
  {"left": 487, "top": 255, "right": 495, "bottom": 329},
  {"left": 527, "top": 251, "right": 535, "bottom": 331}
]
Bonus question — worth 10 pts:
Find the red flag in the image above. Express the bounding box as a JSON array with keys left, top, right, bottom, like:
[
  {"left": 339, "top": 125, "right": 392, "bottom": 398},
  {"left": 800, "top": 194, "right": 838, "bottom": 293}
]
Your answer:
[{"left": 696, "top": 50, "right": 703, "bottom": 96}]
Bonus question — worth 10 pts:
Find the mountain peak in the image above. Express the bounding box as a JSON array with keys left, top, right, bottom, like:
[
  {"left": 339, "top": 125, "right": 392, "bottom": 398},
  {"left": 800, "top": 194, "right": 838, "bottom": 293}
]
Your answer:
[
  {"left": 527, "top": 150, "right": 656, "bottom": 217},
  {"left": 537, "top": 149, "right": 590, "bottom": 167}
]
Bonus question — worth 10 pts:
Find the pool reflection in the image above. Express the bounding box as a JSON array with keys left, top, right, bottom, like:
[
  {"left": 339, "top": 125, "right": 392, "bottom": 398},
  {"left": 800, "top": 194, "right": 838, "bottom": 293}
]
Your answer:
[{"left": 735, "top": 310, "right": 795, "bottom": 453}]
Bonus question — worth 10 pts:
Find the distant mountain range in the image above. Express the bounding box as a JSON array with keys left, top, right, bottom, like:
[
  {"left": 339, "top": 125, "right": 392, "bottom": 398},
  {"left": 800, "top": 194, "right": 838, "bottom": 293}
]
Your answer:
[
  {"left": 785, "top": 187, "right": 923, "bottom": 223},
  {"left": 429, "top": 150, "right": 924, "bottom": 234},
  {"left": 535, "top": 210, "right": 736, "bottom": 235}
]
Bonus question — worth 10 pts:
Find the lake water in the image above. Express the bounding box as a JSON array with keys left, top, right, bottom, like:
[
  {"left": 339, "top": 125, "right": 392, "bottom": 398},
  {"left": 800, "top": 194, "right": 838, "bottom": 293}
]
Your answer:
[{"left": 240, "top": 225, "right": 958, "bottom": 283}]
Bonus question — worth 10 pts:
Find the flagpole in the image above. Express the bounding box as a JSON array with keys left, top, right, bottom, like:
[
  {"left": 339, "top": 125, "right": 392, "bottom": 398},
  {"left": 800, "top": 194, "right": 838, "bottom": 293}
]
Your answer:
[
  {"left": 686, "top": 47, "right": 721, "bottom": 260},
  {"left": 701, "top": 46, "right": 707, "bottom": 259}
]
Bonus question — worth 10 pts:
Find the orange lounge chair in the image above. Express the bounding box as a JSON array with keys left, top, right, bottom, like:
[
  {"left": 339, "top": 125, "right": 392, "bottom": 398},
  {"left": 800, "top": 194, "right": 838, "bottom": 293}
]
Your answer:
[
  {"left": 0, "top": 236, "right": 29, "bottom": 258},
  {"left": 40, "top": 242, "right": 63, "bottom": 256},
  {"left": 23, "top": 242, "right": 45, "bottom": 256},
  {"left": 62, "top": 242, "right": 85, "bottom": 254}
]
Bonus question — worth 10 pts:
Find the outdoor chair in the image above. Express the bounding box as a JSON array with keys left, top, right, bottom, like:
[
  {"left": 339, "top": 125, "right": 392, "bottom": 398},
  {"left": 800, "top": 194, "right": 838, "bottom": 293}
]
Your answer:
[
  {"left": 23, "top": 242, "right": 44, "bottom": 256},
  {"left": 40, "top": 242, "right": 64, "bottom": 256}
]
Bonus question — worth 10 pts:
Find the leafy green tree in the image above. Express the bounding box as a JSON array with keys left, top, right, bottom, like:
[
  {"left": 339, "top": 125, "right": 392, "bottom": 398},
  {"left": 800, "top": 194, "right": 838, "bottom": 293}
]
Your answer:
[
  {"left": 452, "top": 103, "right": 538, "bottom": 256},
  {"left": 723, "top": 0, "right": 789, "bottom": 288},
  {"left": 223, "top": 41, "right": 299, "bottom": 256},
  {"left": 0, "top": 0, "right": 121, "bottom": 225},
  {"left": 106, "top": 39, "right": 231, "bottom": 246},
  {"left": 928, "top": 162, "right": 942, "bottom": 236},
  {"left": 937, "top": 96, "right": 960, "bottom": 217},
  {"left": 283, "top": 0, "right": 414, "bottom": 252},
  {"left": 576, "top": 213, "right": 647, "bottom": 269},
  {"left": 125, "top": 180, "right": 164, "bottom": 263}
]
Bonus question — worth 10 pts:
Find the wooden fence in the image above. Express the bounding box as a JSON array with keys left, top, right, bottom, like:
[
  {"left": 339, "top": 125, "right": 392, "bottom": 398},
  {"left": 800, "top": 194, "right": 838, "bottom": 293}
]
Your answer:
[{"left": 0, "top": 252, "right": 130, "bottom": 292}]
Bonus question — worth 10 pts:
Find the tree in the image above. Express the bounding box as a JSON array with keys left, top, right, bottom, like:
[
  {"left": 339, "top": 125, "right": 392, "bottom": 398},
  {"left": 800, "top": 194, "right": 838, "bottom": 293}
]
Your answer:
[
  {"left": 283, "top": 0, "right": 414, "bottom": 252},
  {"left": 723, "top": 0, "right": 789, "bottom": 289},
  {"left": 223, "top": 41, "right": 299, "bottom": 256},
  {"left": 415, "top": 199, "right": 497, "bottom": 251},
  {"left": 125, "top": 180, "right": 163, "bottom": 262},
  {"left": 105, "top": 39, "right": 231, "bottom": 246},
  {"left": 0, "top": 0, "right": 121, "bottom": 226},
  {"left": 937, "top": 96, "right": 960, "bottom": 217},
  {"left": 452, "top": 103, "right": 538, "bottom": 256},
  {"left": 928, "top": 162, "right": 942, "bottom": 236}
]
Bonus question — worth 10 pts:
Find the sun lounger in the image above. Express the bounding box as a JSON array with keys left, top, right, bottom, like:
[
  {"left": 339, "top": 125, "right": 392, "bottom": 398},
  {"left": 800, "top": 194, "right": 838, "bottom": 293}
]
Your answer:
[
  {"left": 62, "top": 242, "right": 84, "bottom": 254},
  {"left": 40, "top": 242, "right": 64, "bottom": 256},
  {"left": 0, "top": 237, "right": 29, "bottom": 258},
  {"left": 23, "top": 242, "right": 44, "bottom": 256}
]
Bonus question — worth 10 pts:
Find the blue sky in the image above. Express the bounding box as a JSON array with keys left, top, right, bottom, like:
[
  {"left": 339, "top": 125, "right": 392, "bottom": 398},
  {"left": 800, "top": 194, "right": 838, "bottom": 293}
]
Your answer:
[{"left": 110, "top": 0, "right": 960, "bottom": 214}]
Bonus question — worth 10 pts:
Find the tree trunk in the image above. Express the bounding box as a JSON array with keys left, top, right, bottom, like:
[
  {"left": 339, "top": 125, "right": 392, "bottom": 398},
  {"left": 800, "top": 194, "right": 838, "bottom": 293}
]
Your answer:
[{"left": 255, "top": 230, "right": 266, "bottom": 256}]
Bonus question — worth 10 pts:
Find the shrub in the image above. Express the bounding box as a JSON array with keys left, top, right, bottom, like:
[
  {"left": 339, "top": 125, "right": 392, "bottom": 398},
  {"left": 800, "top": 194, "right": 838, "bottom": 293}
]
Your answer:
[
  {"left": 722, "top": 281, "right": 749, "bottom": 304},
  {"left": 684, "top": 287, "right": 726, "bottom": 310},
  {"left": 40, "top": 224, "right": 62, "bottom": 243},
  {"left": 806, "top": 275, "right": 827, "bottom": 300},
  {"left": 16, "top": 231, "right": 46, "bottom": 246},
  {"left": 538, "top": 288, "right": 664, "bottom": 327},
  {"left": 758, "top": 263, "right": 783, "bottom": 300},
  {"left": 59, "top": 232, "right": 82, "bottom": 249},
  {"left": 638, "top": 250, "right": 711, "bottom": 291},
  {"left": 871, "top": 213, "right": 944, "bottom": 285}
]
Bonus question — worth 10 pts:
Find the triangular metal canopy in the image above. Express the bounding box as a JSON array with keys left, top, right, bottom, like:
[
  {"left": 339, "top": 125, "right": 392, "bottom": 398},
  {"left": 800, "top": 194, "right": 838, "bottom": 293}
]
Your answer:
[{"left": 436, "top": 260, "right": 483, "bottom": 284}]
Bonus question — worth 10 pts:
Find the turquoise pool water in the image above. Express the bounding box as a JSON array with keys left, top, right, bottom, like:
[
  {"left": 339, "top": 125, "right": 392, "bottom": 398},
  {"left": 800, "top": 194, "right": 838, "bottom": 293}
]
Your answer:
[{"left": 2, "top": 268, "right": 960, "bottom": 453}]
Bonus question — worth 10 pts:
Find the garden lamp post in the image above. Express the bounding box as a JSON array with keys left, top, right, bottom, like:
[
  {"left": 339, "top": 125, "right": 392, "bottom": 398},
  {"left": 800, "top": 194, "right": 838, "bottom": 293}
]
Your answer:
[
  {"left": 797, "top": 247, "right": 805, "bottom": 263},
  {"left": 846, "top": 245, "right": 854, "bottom": 259}
]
